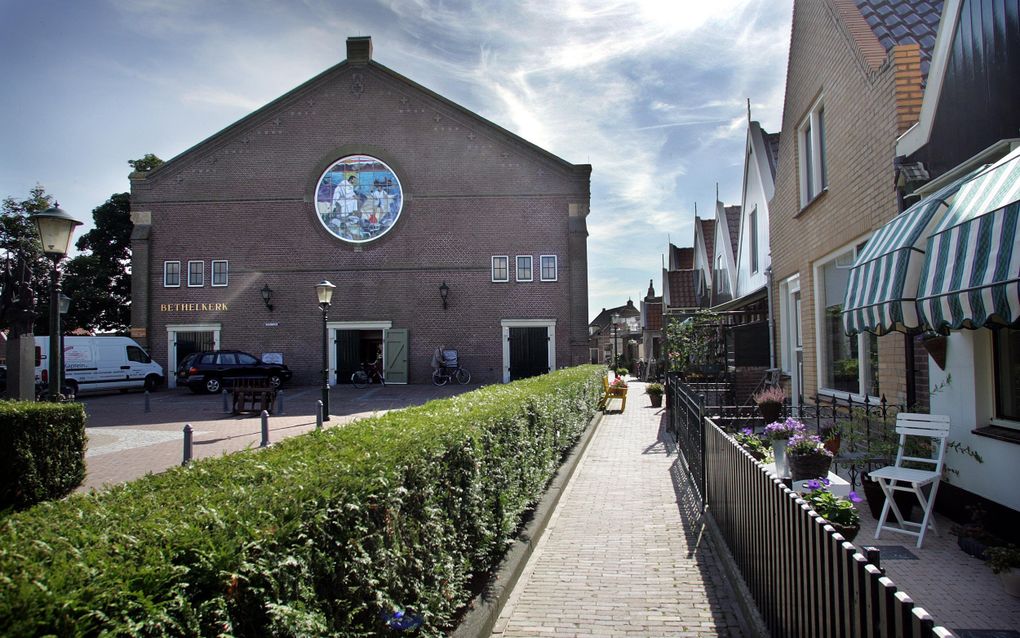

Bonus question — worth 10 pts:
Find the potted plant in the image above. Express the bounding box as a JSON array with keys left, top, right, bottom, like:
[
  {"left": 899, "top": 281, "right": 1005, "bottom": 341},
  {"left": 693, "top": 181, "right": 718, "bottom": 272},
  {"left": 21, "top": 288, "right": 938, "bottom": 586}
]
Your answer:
[
  {"left": 645, "top": 382, "right": 664, "bottom": 408},
  {"left": 786, "top": 432, "right": 834, "bottom": 482},
  {"left": 764, "top": 418, "right": 806, "bottom": 477},
  {"left": 803, "top": 478, "right": 863, "bottom": 542},
  {"left": 753, "top": 385, "right": 786, "bottom": 424},
  {"left": 985, "top": 544, "right": 1020, "bottom": 597},
  {"left": 733, "top": 427, "right": 769, "bottom": 461},
  {"left": 952, "top": 503, "right": 1004, "bottom": 560}
]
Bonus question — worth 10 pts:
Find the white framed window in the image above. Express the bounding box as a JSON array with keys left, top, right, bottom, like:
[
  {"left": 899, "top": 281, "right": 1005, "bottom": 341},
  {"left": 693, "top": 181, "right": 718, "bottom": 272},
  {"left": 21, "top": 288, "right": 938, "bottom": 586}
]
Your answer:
[
  {"left": 187, "top": 260, "right": 204, "bottom": 287},
  {"left": 540, "top": 255, "right": 558, "bottom": 281},
  {"left": 491, "top": 256, "right": 509, "bottom": 282},
  {"left": 799, "top": 97, "right": 828, "bottom": 207},
  {"left": 993, "top": 327, "right": 1020, "bottom": 425},
  {"left": 516, "top": 255, "right": 533, "bottom": 282},
  {"left": 815, "top": 245, "right": 879, "bottom": 398},
  {"left": 163, "top": 261, "right": 181, "bottom": 287},
  {"left": 211, "top": 260, "right": 228, "bottom": 287}
]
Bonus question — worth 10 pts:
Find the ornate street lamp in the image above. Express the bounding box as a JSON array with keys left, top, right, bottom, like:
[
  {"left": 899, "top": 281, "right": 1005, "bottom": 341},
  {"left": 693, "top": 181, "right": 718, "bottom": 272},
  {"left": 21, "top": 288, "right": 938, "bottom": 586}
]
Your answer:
[
  {"left": 611, "top": 312, "right": 620, "bottom": 368},
  {"left": 30, "top": 204, "right": 82, "bottom": 401},
  {"left": 315, "top": 279, "right": 336, "bottom": 421}
]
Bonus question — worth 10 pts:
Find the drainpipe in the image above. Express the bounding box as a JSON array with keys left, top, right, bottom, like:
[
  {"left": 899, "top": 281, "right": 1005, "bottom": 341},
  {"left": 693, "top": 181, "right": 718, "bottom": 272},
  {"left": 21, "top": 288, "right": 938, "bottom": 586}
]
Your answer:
[{"left": 765, "top": 265, "right": 776, "bottom": 369}]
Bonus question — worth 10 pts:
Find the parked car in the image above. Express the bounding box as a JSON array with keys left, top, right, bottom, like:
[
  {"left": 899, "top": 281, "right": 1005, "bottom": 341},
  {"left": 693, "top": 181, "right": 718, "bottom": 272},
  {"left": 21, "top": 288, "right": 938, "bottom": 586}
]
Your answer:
[{"left": 176, "top": 350, "right": 292, "bottom": 394}]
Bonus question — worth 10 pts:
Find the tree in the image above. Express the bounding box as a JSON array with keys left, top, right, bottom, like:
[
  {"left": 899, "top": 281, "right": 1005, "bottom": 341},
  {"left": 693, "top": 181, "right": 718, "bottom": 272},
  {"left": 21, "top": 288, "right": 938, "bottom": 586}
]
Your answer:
[
  {"left": 128, "top": 154, "right": 164, "bottom": 173},
  {"left": 62, "top": 193, "right": 133, "bottom": 333},
  {"left": 0, "top": 185, "right": 52, "bottom": 398}
]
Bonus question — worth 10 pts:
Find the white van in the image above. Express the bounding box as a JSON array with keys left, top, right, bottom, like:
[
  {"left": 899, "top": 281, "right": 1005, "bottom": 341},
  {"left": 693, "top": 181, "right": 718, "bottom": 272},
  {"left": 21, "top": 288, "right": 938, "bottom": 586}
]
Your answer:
[{"left": 35, "top": 336, "right": 164, "bottom": 395}]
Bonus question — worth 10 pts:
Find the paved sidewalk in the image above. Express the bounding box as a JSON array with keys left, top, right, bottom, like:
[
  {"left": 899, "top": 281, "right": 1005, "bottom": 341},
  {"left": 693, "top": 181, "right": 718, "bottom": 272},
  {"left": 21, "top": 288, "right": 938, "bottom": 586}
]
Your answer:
[
  {"left": 78, "top": 383, "right": 474, "bottom": 491},
  {"left": 492, "top": 382, "right": 748, "bottom": 637}
]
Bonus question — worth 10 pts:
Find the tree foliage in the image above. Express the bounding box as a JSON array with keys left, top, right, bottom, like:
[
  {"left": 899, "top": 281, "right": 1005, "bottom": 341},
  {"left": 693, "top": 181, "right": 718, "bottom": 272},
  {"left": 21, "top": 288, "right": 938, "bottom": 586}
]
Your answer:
[
  {"left": 128, "top": 153, "right": 164, "bottom": 173},
  {"left": 62, "top": 193, "right": 133, "bottom": 333},
  {"left": 665, "top": 310, "right": 724, "bottom": 375},
  {"left": 0, "top": 185, "right": 51, "bottom": 336}
]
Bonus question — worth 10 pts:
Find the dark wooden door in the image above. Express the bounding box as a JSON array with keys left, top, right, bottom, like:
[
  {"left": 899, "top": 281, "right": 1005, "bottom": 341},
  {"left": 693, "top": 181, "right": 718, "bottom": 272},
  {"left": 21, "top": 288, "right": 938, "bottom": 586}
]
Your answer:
[
  {"left": 335, "top": 330, "right": 360, "bottom": 384},
  {"left": 508, "top": 327, "right": 549, "bottom": 381}
]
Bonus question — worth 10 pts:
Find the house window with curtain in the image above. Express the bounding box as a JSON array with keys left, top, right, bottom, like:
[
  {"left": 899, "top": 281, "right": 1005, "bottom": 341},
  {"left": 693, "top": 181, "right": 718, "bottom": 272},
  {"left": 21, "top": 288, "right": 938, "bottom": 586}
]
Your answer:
[
  {"left": 993, "top": 327, "right": 1020, "bottom": 424},
  {"left": 819, "top": 247, "right": 878, "bottom": 396},
  {"left": 799, "top": 98, "right": 828, "bottom": 207}
]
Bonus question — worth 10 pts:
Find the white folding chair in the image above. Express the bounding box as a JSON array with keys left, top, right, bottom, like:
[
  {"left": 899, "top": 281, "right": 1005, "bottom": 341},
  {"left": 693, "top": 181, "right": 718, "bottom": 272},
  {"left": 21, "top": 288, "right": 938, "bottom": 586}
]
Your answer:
[{"left": 869, "top": 412, "right": 951, "bottom": 548}]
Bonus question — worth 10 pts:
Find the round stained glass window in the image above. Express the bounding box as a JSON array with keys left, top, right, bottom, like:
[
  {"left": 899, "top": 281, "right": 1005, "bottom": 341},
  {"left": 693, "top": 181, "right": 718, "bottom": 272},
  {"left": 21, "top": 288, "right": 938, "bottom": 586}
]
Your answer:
[{"left": 314, "top": 154, "right": 403, "bottom": 243}]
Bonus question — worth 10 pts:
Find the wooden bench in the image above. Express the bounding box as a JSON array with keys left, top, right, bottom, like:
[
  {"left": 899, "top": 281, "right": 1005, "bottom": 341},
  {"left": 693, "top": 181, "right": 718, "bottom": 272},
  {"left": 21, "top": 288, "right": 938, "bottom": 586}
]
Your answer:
[
  {"left": 230, "top": 378, "right": 277, "bottom": 416},
  {"left": 600, "top": 374, "right": 628, "bottom": 412}
]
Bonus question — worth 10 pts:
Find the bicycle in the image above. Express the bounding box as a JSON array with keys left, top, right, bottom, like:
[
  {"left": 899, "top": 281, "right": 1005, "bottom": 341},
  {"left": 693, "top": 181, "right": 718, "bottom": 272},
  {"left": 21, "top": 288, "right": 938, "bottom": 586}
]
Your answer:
[
  {"left": 351, "top": 361, "right": 385, "bottom": 388},
  {"left": 432, "top": 364, "right": 470, "bottom": 386}
]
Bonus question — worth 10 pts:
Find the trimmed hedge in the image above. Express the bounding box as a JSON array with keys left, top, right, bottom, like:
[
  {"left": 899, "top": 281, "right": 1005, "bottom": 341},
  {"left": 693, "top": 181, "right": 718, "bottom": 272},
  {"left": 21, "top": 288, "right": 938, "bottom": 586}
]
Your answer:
[
  {"left": 0, "top": 400, "right": 86, "bottom": 511},
  {"left": 0, "top": 365, "right": 603, "bottom": 637}
]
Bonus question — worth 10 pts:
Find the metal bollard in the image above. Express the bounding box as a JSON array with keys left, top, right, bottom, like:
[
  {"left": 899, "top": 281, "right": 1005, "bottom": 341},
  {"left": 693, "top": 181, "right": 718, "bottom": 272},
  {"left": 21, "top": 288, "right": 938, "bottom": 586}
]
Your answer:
[
  {"left": 277, "top": 389, "right": 285, "bottom": 415},
  {"left": 316, "top": 400, "right": 323, "bottom": 430},
  {"left": 260, "top": 410, "right": 270, "bottom": 447},
  {"left": 222, "top": 389, "right": 229, "bottom": 412},
  {"left": 182, "top": 424, "right": 193, "bottom": 466},
  {"left": 144, "top": 390, "right": 151, "bottom": 413}
]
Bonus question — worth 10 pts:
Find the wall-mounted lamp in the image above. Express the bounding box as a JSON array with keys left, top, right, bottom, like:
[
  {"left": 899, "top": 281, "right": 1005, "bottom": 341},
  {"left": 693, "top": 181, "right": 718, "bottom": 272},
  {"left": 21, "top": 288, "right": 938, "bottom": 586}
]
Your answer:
[
  {"left": 261, "top": 284, "right": 274, "bottom": 311},
  {"left": 439, "top": 281, "right": 449, "bottom": 310}
]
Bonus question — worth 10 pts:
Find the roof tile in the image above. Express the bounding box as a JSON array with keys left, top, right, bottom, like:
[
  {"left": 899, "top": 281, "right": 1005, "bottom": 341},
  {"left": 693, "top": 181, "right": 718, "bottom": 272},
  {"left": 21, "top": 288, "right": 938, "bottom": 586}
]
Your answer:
[{"left": 855, "top": 0, "right": 944, "bottom": 83}]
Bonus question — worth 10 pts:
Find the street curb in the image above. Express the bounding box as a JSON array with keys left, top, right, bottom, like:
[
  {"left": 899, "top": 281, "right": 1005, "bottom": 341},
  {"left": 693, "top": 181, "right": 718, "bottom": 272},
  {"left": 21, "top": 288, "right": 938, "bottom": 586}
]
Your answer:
[{"left": 451, "top": 410, "right": 605, "bottom": 638}]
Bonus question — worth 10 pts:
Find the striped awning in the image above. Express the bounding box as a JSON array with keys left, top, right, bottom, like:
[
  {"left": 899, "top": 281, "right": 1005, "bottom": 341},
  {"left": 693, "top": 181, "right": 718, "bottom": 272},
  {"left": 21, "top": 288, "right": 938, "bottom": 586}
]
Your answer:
[
  {"left": 917, "top": 147, "right": 1020, "bottom": 330},
  {"left": 842, "top": 175, "right": 972, "bottom": 335}
]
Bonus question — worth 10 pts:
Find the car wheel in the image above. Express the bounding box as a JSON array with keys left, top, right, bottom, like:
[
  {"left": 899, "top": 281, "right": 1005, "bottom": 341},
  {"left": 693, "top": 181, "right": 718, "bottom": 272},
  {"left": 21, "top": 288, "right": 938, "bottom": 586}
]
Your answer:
[
  {"left": 144, "top": 374, "right": 161, "bottom": 392},
  {"left": 268, "top": 373, "right": 283, "bottom": 389},
  {"left": 64, "top": 380, "right": 79, "bottom": 398},
  {"left": 204, "top": 377, "right": 222, "bottom": 394}
]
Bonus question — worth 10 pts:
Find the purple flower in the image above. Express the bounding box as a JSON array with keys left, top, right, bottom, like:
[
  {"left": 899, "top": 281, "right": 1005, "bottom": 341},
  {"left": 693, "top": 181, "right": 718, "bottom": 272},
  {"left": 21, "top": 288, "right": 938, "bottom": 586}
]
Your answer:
[
  {"left": 821, "top": 477, "right": 831, "bottom": 487},
  {"left": 764, "top": 417, "right": 806, "bottom": 440},
  {"left": 848, "top": 491, "right": 862, "bottom": 503},
  {"left": 740, "top": 427, "right": 753, "bottom": 436},
  {"left": 805, "top": 479, "right": 822, "bottom": 490}
]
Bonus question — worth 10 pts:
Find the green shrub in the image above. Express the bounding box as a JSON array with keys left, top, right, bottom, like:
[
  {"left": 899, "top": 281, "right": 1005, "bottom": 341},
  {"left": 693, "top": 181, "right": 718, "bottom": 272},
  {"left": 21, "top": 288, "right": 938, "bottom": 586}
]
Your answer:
[
  {"left": 0, "top": 365, "right": 603, "bottom": 637},
  {"left": 0, "top": 400, "right": 86, "bottom": 511}
]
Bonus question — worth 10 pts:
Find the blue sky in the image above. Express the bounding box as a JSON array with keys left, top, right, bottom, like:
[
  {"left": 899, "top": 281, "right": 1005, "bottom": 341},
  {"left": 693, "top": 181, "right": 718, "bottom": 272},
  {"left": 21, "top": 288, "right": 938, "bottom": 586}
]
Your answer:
[{"left": 0, "top": 0, "right": 792, "bottom": 321}]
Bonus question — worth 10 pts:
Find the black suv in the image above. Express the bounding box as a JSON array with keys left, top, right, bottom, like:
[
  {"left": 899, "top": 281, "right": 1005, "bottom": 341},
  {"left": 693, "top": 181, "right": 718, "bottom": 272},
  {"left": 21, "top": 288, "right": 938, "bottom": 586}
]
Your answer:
[{"left": 177, "top": 350, "right": 292, "bottom": 394}]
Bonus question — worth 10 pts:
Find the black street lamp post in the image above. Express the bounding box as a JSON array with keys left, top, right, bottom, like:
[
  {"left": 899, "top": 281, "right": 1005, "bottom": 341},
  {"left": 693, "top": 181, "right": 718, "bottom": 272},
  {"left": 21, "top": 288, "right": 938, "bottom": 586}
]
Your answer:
[
  {"left": 30, "top": 204, "right": 82, "bottom": 401},
  {"left": 315, "top": 280, "right": 336, "bottom": 421},
  {"left": 611, "top": 312, "right": 620, "bottom": 368}
]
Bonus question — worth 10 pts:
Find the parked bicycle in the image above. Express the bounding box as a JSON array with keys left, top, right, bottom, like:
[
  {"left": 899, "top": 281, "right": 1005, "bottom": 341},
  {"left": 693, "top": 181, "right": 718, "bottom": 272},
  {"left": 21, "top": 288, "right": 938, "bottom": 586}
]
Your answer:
[
  {"left": 351, "top": 361, "right": 385, "bottom": 388},
  {"left": 431, "top": 347, "right": 470, "bottom": 386}
]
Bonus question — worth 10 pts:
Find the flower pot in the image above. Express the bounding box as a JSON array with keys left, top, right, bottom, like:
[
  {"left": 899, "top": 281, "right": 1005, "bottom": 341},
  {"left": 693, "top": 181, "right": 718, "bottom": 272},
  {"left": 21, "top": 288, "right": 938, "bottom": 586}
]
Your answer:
[
  {"left": 788, "top": 452, "right": 832, "bottom": 482},
  {"left": 957, "top": 535, "right": 992, "bottom": 560},
  {"left": 999, "top": 568, "right": 1020, "bottom": 598},
  {"left": 861, "top": 472, "right": 917, "bottom": 521},
  {"left": 829, "top": 522, "right": 861, "bottom": 543},
  {"left": 922, "top": 334, "right": 948, "bottom": 371},
  {"left": 649, "top": 394, "right": 663, "bottom": 408},
  {"left": 758, "top": 401, "right": 783, "bottom": 425},
  {"left": 822, "top": 432, "right": 841, "bottom": 456},
  {"left": 772, "top": 440, "right": 789, "bottom": 477}
]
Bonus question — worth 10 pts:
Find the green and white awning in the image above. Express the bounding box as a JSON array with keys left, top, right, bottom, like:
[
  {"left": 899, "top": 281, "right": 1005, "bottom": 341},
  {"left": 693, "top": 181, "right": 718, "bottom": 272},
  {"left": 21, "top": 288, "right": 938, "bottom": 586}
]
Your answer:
[
  {"left": 918, "top": 147, "right": 1020, "bottom": 330},
  {"left": 842, "top": 176, "right": 971, "bottom": 335}
]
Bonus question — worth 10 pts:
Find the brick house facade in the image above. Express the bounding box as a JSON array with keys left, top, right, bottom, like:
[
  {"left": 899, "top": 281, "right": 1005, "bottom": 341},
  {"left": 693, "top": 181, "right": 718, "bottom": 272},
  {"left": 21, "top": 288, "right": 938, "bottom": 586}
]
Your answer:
[
  {"left": 130, "top": 37, "right": 591, "bottom": 387},
  {"left": 770, "top": 0, "right": 937, "bottom": 405}
]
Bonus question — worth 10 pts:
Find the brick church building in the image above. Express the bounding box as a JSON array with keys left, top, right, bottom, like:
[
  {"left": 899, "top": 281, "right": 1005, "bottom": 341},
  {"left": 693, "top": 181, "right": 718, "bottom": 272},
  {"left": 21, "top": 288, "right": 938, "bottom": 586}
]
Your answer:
[{"left": 129, "top": 37, "right": 591, "bottom": 387}]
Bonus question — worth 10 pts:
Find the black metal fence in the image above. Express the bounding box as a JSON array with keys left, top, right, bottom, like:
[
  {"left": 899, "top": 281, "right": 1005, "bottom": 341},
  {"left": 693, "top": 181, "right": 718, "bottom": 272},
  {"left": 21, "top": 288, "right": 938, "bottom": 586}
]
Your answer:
[
  {"left": 667, "top": 375, "right": 951, "bottom": 636},
  {"left": 705, "top": 420, "right": 950, "bottom": 637}
]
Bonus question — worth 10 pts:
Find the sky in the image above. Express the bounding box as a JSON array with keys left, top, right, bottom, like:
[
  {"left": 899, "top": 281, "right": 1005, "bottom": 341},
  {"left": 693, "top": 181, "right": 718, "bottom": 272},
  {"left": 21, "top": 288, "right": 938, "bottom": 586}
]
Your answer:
[{"left": 0, "top": 0, "right": 793, "bottom": 321}]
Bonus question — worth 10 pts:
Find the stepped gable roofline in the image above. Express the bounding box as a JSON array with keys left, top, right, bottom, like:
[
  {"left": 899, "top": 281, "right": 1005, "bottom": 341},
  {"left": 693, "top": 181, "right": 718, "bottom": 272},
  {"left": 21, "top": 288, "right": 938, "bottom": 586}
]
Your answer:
[{"left": 135, "top": 36, "right": 590, "bottom": 188}]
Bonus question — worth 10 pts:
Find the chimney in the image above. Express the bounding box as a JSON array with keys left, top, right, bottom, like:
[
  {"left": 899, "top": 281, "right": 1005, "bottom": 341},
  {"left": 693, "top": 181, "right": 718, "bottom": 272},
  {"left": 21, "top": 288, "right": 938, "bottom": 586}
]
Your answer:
[{"left": 347, "top": 36, "right": 372, "bottom": 64}]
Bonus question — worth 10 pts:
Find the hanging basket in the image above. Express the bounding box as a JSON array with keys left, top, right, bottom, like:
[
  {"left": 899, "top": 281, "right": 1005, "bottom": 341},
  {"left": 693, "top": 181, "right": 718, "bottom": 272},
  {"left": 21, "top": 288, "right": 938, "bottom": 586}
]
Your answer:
[
  {"left": 922, "top": 335, "right": 948, "bottom": 370},
  {"left": 788, "top": 452, "right": 832, "bottom": 482},
  {"left": 758, "top": 401, "right": 783, "bottom": 425}
]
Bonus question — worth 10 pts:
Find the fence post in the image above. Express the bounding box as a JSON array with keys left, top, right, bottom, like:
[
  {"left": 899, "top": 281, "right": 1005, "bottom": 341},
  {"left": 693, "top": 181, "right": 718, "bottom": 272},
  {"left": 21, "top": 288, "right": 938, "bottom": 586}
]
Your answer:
[
  {"left": 144, "top": 390, "right": 151, "bottom": 413},
  {"left": 699, "top": 393, "right": 707, "bottom": 505},
  {"left": 260, "top": 410, "right": 270, "bottom": 447},
  {"left": 317, "top": 400, "right": 323, "bottom": 430},
  {"left": 182, "top": 424, "right": 193, "bottom": 466},
  {"left": 277, "top": 389, "right": 284, "bottom": 415}
]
